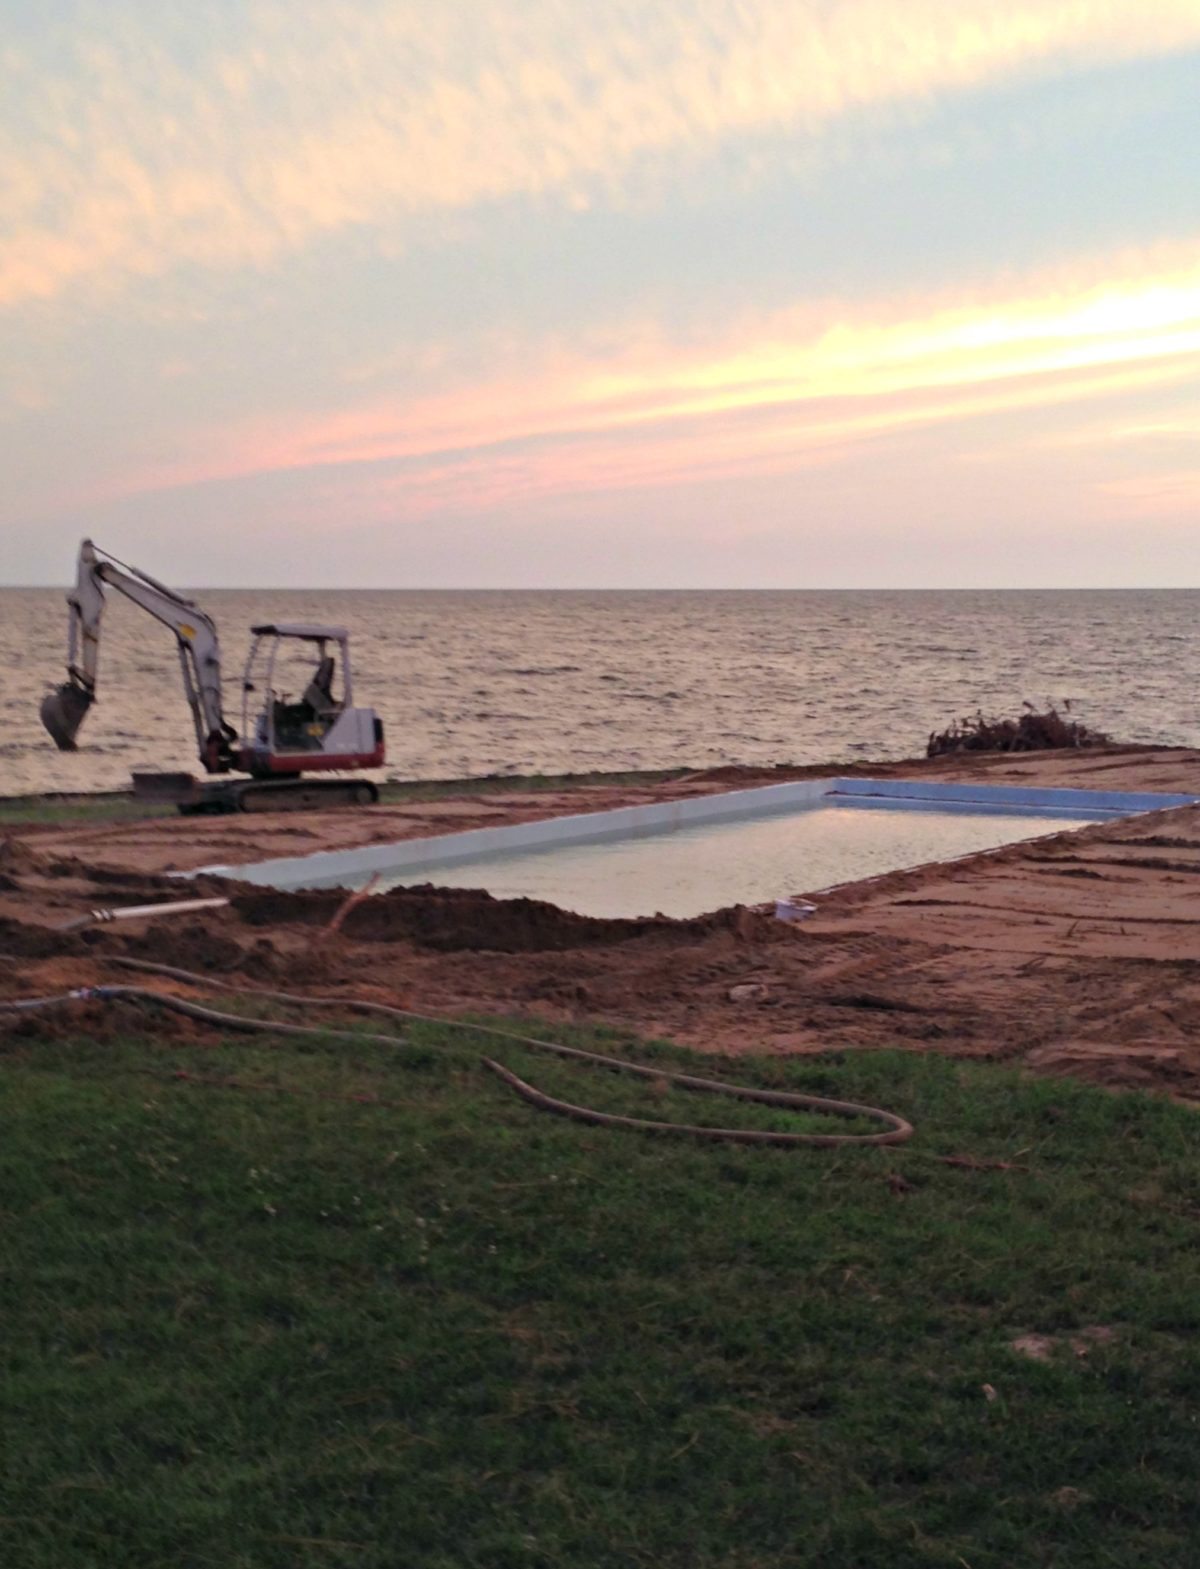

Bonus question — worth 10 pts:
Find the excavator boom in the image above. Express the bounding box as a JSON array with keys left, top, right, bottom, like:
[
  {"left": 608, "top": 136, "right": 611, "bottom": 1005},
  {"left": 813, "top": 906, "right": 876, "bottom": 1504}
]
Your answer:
[{"left": 41, "top": 539, "right": 235, "bottom": 769}]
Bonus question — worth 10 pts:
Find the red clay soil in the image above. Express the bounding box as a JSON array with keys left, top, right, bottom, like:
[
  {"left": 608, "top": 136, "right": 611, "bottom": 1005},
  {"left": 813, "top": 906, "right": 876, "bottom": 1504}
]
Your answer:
[{"left": 5, "top": 747, "right": 1200, "bottom": 1098}]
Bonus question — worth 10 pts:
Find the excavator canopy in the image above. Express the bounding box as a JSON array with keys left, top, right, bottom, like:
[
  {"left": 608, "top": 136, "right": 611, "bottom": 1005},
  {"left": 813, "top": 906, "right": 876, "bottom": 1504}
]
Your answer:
[{"left": 249, "top": 622, "right": 348, "bottom": 640}]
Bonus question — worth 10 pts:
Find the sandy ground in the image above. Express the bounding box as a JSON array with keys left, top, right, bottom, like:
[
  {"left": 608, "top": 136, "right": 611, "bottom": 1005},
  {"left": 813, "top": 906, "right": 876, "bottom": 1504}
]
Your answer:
[{"left": 5, "top": 745, "right": 1200, "bottom": 1098}]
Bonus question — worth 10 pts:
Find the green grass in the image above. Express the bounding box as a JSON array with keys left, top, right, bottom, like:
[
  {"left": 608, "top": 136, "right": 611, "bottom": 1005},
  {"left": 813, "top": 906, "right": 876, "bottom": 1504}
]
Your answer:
[
  {"left": 377, "top": 766, "right": 698, "bottom": 801},
  {"left": 0, "top": 768, "right": 696, "bottom": 827},
  {"left": 3, "top": 1010, "right": 1200, "bottom": 1568},
  {"left": 0, "top": 794, "right": 174, "bottom": 826}
]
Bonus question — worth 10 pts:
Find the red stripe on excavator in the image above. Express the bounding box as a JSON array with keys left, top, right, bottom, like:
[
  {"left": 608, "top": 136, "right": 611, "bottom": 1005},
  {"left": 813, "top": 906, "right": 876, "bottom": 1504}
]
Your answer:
[{"left": 238, "top": 746, "right": 385, "bottom": 774}]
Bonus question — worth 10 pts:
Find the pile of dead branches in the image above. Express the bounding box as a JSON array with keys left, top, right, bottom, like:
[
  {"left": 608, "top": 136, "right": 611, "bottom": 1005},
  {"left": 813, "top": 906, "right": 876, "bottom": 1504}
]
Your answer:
[{"left": 926, "top": 702, "right": 1112, "bottom": 757}]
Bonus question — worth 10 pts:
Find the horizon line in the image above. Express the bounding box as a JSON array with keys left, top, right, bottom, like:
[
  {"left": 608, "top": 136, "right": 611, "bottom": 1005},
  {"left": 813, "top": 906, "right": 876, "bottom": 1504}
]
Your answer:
[{"left": 3, "top": 582, "right": 1199, "bottom": 594}]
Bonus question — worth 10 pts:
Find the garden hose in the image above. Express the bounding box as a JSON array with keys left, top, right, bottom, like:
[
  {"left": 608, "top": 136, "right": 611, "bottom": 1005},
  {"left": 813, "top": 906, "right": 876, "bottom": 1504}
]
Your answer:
[{"left": 0, "top": 957, "right": 913, "bottom": 1148}]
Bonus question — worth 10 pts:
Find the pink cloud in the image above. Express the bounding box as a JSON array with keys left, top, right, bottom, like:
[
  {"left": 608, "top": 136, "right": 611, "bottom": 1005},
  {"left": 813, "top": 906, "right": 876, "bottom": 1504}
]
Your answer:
[{"left": 5, "top": 1, "right": 1200, "bottom": 306}]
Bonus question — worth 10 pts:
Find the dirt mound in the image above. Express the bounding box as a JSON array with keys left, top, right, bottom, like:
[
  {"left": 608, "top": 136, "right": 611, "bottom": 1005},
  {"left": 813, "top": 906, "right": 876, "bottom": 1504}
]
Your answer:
[
  {"left": 231, "top": 884, "right": 776, "bottom": 954},
  {"left": 112, "top": 920, "right": 277, "bottom": 976},
  {"left": 0, "top": 837, "right": 46, "bottom": 882},
  {"left": 27, "top": 852, "right": 207, "bottom": 900},
  {"left": 0, "top": 915, "right": 89, "bottom": 960},
  {"left": 85, "top": 864, "right": 189, "bottom": 890}
]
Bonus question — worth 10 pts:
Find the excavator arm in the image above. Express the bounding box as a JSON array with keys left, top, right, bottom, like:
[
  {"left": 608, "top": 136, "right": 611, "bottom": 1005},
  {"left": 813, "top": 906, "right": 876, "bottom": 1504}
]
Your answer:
[{"left": 41, "top": 539, "right": 238, "bottom": 772}]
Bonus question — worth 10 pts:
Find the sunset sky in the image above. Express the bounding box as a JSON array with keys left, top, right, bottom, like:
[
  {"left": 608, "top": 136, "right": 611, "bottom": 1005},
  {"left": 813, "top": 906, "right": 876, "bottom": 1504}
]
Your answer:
[{"left": 2, "top": 0, "right": 1199, "bottom": 587}]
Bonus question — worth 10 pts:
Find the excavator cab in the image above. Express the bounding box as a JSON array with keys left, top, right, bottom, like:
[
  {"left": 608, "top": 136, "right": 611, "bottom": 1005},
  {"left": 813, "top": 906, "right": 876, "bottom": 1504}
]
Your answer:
[{"left": 240, "top": 624, "right": 384, "bottom": 778}]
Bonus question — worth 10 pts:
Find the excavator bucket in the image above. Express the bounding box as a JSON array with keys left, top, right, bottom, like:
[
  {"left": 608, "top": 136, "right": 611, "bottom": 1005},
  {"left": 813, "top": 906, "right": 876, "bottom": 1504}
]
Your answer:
[{"left": 40, "top": 682, "right": 93, "bottom": 751}]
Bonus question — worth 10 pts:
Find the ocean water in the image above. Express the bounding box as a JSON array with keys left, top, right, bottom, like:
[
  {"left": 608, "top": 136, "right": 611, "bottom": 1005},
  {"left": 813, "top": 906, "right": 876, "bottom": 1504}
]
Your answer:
[{"left": 1, "top": 587, "right": 1198, "bottom": 796}]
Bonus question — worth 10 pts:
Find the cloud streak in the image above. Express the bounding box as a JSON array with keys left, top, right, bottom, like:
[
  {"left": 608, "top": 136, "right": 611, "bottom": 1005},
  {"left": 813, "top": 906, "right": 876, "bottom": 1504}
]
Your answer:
[
  {"left": 53, "top": 236, "right": 1197, "bottom": 521},
  {"left": 4, "top": 0, "right": 1200, "bottom": 307}
]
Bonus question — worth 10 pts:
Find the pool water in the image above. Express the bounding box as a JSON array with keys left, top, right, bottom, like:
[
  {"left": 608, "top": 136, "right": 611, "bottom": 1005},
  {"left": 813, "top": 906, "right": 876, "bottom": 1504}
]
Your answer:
[{"left": 375, "top": 802, "right": 1096, "bottom": 919}]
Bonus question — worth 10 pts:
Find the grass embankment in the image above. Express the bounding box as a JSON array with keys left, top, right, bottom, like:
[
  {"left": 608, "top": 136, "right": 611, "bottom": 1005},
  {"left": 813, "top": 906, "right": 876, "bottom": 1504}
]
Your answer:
[
  {"left": 3, "top": 1011, "right": 1200, "bottom": 1568},
  {"left": 0, "top": 794, "right": 173, "bottom": 827},
  {"left": 0, "top": 768, "right": 700, "bottom": 828}
]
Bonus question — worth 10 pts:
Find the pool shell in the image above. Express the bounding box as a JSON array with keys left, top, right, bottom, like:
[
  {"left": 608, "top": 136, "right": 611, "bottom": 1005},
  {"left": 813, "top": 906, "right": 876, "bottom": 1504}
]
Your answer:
[{"left": 192, "top": 776, "right": 1199, "bottom": 920}]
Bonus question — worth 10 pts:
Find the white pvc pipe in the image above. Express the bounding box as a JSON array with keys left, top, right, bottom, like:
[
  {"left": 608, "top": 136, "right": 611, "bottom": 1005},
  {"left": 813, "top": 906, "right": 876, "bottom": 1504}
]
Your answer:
[{"left": 61, "top": 896, "right": 230, "bottom": 931}]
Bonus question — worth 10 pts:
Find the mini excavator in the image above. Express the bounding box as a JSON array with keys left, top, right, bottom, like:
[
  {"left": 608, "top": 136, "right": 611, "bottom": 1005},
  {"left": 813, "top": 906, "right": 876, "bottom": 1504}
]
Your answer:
[{"left": 40, "top": 539, "right": 385, "bottom": 812}]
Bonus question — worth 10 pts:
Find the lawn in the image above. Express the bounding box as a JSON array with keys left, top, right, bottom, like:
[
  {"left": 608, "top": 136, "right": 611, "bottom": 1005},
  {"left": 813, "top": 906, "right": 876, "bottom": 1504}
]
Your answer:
[
  {"left": 2, "top": 1006, "right": 1199, "bottom": 1567},
  {"left": 0, "top": 768, "right": 696, "bottom": 828}
]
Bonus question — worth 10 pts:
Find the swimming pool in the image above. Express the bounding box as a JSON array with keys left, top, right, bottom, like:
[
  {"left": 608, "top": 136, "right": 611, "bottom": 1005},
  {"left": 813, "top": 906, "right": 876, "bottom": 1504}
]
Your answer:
[
  {"left": 368, "top": 800, "right": 1100, "bottom": 918},
  {"left": 194, "top": 776, "right": 1195, "bottom": 920}
]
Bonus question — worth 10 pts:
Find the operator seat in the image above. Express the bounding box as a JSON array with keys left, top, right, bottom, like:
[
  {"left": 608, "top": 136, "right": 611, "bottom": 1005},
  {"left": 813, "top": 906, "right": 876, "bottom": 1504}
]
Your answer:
[{"left": 301, "top": 655, "right": 338, "bottom": 718}]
